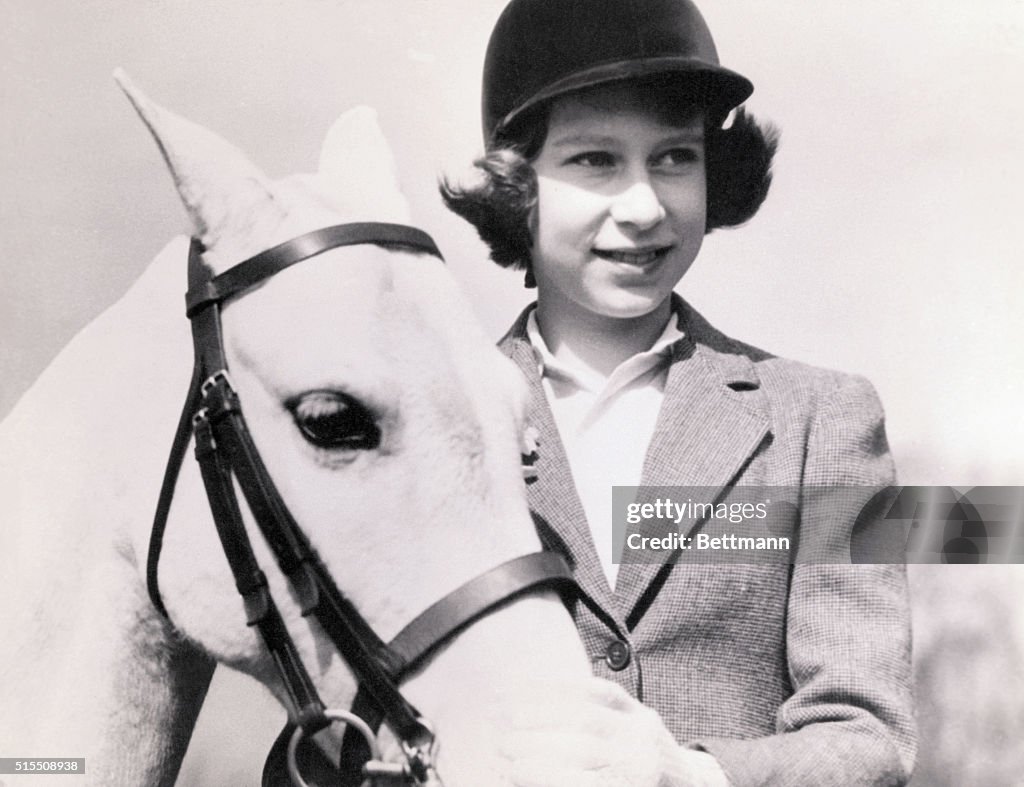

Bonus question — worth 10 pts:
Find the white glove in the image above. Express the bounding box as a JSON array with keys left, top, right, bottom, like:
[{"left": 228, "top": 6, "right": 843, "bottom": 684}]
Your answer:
[{"left": 492, "top": 677, "right": 730, "bottom": 787}]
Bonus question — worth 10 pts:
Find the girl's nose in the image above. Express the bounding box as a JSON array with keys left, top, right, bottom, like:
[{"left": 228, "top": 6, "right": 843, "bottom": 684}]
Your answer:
[{"left": 609, "top": 179, "right": 667, "bottom": 231}]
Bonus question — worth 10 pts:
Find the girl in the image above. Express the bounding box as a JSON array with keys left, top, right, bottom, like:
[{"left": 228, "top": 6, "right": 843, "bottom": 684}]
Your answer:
[{"left": 443, "top": 0, "right": 916, "bottom": 784}]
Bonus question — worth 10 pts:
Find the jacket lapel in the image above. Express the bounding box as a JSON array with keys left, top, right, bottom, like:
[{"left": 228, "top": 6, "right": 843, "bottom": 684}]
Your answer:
[
  {"left": 497, "top": 300, "right": 772, "bottom": 630},
  {"left": 613, "top": 302, "right": 771, "bottom": 618},
  {"left": 499, "top": 312, "right": 625, "bottom": 625}
]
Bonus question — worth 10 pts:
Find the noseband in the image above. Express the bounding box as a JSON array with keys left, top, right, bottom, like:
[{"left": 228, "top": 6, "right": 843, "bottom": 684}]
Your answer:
[{"left": 148, "top": 224, "right": 576, "bottom": 786}]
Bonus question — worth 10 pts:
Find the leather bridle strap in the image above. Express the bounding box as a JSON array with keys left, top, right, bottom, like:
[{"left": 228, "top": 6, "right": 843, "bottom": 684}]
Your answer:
[
  {"left": 191, "top": 385, "right": 325, "bottom": 723},
  {"left": 184, "top": 223, "right": 442, "bottom": 317},
  {"left": 148, "top": 223, "right": 580, "bottom": 785},
  {"left": 187, "top": 314, "right": 433, "bottom": 751},
  {"left": 266, "top": 552, "right": 576, "bottom": 786},
  {"left": 149, "top": 224, "right": 444, "bottom": 619},
  {"left": 390, "top": 551, "right": 575, "bottom": 671},
  {"left": 334, "top": 552, "right": 576, "bottom": 784},
  {"left": 151, "top": 225, "right": 446, "bottom": 742}
]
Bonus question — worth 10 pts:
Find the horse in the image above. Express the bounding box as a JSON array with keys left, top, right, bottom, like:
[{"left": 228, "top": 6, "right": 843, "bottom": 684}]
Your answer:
[{"left": 0, "top": 72, "right": 593, "bottom": 785}]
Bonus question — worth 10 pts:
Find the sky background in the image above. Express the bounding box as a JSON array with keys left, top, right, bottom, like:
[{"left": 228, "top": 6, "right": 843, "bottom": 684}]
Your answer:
[{"left": 3, "top": 1, "right": 1023, "bottom": 783}]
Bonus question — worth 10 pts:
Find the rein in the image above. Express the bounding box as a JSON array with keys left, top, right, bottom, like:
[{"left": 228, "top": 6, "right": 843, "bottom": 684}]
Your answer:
[{"left": 147, "top": 224, "right": 576, "bottom": 786}]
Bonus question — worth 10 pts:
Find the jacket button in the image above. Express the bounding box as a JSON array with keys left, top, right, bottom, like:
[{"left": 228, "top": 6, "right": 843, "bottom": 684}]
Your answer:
[{"left": 604, "top": 639, "right": 631, "bottom": 671}]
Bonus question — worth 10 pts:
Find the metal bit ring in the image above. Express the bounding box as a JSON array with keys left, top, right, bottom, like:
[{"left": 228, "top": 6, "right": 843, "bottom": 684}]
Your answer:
[{"left": 287, "top": 709, "right": 383, "bottom": 787}]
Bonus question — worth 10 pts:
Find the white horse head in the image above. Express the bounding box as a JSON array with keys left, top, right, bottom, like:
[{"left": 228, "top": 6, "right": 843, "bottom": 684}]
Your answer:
[{"left": 0, "top": 73, "right": 588, "bottom": 785}]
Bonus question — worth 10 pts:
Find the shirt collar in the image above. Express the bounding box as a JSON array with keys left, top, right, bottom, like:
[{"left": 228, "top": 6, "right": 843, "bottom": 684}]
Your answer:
[{"left": 525, "top": 305, "right": 685, "bottom": 394}]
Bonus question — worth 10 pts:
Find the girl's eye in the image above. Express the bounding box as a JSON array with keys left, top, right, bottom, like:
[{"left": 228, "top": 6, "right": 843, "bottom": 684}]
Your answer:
[
  {"left": 655, "top": 147, "right": 701, "bottom": 167},
  {"left": 566, "top": 151, "right": 616, "bottom": 168},
  {"left": 656, "top": 148, "right": 700, "bottom": 166},
  {"left": 289, "top": 391, "right": 381, "bottom": 451}
]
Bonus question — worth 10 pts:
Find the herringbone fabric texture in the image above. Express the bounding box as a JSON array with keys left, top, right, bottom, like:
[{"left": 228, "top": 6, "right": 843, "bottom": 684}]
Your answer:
[{"left": 498, "top": 296, "right": 915, "bottom": 786}]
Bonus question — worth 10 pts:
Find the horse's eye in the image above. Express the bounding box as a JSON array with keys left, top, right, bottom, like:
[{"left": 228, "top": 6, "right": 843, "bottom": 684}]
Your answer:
[{"left": 289, "top": 391, "right": 380, "bottom": 451}]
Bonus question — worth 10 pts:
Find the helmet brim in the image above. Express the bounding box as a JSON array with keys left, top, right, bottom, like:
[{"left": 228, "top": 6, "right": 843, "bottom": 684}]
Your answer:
[{"left": 493, "top": 57, "right": 753, "bottom": 143}]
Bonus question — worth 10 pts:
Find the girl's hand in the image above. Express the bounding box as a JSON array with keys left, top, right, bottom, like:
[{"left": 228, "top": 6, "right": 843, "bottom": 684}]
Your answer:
[{"left": 493, "top": 677, "right": 730, "bottom": 787}]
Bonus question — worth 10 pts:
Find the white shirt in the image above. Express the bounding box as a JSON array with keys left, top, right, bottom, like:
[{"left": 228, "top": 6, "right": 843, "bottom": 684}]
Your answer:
[{"left": 526, "top": 309, "right": 684, "bottom": 588}]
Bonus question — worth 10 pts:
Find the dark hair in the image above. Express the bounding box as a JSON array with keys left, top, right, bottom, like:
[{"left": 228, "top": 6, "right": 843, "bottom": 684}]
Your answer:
[{"left": 441, "top": 78, "right": 780, "bottom": 273}]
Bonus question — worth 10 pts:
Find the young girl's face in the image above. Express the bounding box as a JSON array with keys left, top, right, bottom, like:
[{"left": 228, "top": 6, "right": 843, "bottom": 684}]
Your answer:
[{"left": 530, "top": 83, "right": 706, "bottom": 322}]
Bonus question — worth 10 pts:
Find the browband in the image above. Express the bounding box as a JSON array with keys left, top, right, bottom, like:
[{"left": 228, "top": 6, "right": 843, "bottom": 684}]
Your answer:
[
  {"left": 147, "top": 220, "right": 580, "bottom": 786},
  {"left": 149, "top": 221, "right": 443, "bottom": 619},
  {"left": 185, "top": 222, "right": 444, "bottom": 317}
]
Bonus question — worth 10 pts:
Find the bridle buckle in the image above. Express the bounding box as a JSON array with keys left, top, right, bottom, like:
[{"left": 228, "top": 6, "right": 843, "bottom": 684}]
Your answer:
[
  {"left": 201, "top": 369, "right": 235, "bottom": 396},
  {"left": 398, "top": 720, "right": 439, "bottom": 784},
  {"left": 147, "top": 225, "right": 575, "bottom": 787}
]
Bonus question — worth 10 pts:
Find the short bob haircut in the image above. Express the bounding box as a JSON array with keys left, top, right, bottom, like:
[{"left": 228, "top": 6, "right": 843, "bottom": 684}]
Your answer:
[{"left": 441, "top": 75, "right": 779, "bottom": 278}]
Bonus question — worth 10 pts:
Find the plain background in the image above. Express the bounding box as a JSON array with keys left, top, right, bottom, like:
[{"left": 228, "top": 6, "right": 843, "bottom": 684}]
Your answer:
[{"left": 3, "top": 1, "right": 1022, "bottom": 784}]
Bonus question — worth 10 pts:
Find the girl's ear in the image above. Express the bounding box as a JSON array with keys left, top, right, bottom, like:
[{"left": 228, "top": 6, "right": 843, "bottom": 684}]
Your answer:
[
  {"left": 523, "top": 200, "right": 538, "bottom": 288},
  {"left": 526, "top": 199, "right": 539, "bottom": 241}
]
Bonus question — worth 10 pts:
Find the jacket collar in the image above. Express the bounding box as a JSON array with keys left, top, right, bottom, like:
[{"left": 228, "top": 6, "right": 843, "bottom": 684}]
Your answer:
[{"left": 498, "top": 294, "right": 771, "bottom": 630}]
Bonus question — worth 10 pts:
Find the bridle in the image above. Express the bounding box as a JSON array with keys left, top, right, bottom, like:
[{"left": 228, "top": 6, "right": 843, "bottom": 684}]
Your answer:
[{"left": 147, "top": 223, "right": 576, "bottom": 786}]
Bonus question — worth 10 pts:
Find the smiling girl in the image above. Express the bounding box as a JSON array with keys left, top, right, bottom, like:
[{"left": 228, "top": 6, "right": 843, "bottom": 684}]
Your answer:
[{"left": 442, "top": 1, "right": 916, "bottom": 785}]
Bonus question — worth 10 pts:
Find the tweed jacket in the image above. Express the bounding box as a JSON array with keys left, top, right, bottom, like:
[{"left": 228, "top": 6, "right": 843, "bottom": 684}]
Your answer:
[{"left": 498, "top": 297, "right": 916, "bottom": 787}]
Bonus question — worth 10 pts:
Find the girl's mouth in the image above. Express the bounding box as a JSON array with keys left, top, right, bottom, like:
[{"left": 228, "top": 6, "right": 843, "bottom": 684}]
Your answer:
[{"left": 593, "top": 246, "right": 673, "bottom": 266}]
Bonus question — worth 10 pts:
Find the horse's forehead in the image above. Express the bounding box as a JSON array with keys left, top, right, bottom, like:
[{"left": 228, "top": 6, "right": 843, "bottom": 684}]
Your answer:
[
  {"left": 277, "top": 174, "right": 409, "bottom": 228},
  {"left": 226, "top": 244, "right": 475, "bottom": 387},
  {"left": 232, "top": 244, "right": 405, "bottom": 333}
]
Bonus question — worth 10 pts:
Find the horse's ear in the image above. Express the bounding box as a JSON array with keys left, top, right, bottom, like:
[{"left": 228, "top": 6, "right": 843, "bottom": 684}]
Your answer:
[
  {"left": 316, "top": 106, "right": 412, "bottom": 223},
  {"left": 114, "top": 68, "right": 282, "bottom": 247}
]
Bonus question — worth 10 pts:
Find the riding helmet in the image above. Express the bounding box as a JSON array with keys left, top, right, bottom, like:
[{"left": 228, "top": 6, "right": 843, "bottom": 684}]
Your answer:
[{"left": 482, "top": 0, "right": 754, "bottom": 144}]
